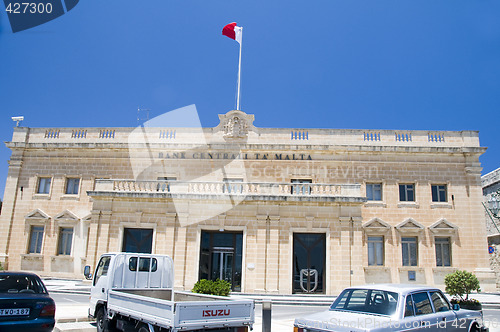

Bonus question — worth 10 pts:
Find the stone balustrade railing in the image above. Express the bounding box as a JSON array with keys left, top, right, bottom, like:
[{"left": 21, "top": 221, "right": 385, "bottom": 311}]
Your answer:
[
  {"left": 10, "top": 126, "right": 481, "bottom": 148},
  {"left": 94, "top": 179, "right": 362, "bottom": 198}
]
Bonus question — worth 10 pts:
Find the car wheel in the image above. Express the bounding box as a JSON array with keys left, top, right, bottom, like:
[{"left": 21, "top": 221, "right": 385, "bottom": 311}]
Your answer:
[
  {"left": 96, "top": 306, "right": 109, "bottom": 332},
  {"left": 137, "top": 326, "right": 150, "bottom": 332},
  {"left": 470, "top": 324, "right": 480, "bottom": 332}
]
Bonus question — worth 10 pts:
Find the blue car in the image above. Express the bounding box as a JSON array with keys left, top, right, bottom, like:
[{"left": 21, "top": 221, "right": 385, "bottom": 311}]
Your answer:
[{"left": 0, "top": 272, "right": 55, "bottom": 332}]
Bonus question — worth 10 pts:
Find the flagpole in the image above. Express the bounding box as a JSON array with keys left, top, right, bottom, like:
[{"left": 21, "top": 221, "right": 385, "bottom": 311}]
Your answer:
[{"left": 236, "top": 27, "right": 242, "bottom": 111}]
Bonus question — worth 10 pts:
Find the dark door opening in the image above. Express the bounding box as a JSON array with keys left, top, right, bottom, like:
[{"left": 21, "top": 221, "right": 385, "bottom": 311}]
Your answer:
[
  {"left": 199, "top": 231, "right": 243, "bottom": 291},
  {"left": 293, "top": 233, "right": 325, "bottom": 294}
]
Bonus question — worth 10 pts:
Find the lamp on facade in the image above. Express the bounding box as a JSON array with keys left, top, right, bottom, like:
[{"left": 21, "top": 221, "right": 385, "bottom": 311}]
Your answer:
[
  {"left": 484, "top": 190, "right": 500, "bottom": 235},
  {"left": 488, "top": 191, "right": 500, "bottom": 218},
  {"left": 489, "top": 200, "right": 500, "bottom": 217}
]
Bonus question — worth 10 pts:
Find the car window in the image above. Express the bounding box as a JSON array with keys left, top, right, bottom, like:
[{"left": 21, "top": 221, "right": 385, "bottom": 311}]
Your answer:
[
  {"left": 0, "top": 275, "right": 44, "bottom": 294},
  {"left": 404, "top": 295, "right": 415, "bottom": 317},
  {"left": 430, "top": 291, "right": 450, "bottom": 312},
  {"left": 330, "top": 288, "right": 398, "bottom": 316},
  {"left": 411, "top": 292, "right": 433, "bottom": 316},
  {"left": 138, "top": 258, "right": 158, "bottom": 272},
  {"left": 94, "top": 256, "right": 111, "bottom": 285}
]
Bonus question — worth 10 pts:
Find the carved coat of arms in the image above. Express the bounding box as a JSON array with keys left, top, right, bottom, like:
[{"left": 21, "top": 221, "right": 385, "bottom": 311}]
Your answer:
[{"left": 223, "top": 115, "right": 248, "bottom": 139}]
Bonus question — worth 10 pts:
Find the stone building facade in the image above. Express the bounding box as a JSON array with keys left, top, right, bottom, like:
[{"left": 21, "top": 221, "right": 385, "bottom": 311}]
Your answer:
[
  {"left": 0, "top": 110, "right": 495, "bottom": 294},
  {"left": 483, "top": 168, "right": 500, "bottom": 242}
]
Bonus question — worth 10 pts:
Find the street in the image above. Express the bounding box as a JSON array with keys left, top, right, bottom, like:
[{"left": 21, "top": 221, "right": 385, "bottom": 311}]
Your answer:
[{"left": 51, "top": 293, "right": 500, "bottom": 332}]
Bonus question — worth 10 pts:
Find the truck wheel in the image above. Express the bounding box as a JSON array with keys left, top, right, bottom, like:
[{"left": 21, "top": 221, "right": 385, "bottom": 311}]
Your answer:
[
  {"left": 137, "top": 326, "right": 149, "bottom": 332},
  {"left": 96, "top": 306, "right": 110, "bottom": 332}
]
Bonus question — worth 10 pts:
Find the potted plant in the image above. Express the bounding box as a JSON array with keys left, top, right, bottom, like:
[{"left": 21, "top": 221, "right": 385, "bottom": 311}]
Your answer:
[{"left": 444, "top": 270, "right": 482, "bottom": 310}]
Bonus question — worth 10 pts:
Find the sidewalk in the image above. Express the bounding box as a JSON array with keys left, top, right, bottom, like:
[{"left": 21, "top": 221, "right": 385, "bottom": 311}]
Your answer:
[{"left": 44, "top": 278, "right": 500, "bottom": 332}]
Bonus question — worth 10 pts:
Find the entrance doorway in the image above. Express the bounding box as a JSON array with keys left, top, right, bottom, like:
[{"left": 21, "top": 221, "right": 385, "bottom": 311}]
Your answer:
[
  {"left": 199, "top": 231, "right": 243, "bottom": 291},
  {"left": 293, "top": 233, "right": 325, "bottom": 294}
]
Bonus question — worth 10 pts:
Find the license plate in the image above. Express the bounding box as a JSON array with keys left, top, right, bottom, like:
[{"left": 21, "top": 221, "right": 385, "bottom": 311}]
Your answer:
[{"left": 0, "top": 308, "right": 30, "bottom": 316}]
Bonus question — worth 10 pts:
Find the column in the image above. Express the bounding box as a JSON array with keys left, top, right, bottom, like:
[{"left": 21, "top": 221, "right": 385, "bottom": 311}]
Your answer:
[
  {"left": 255, "top": 215, "right": 267, "bottom": 292},
  {"left": 265, "top": 216, "right": 280, "bottom": 293},
  {"left": 174, "top": 213, "right": 188, "bottom": 290},
  {"left": 0, "top": 159, "right": 23, "bottom": 269},
  {"left": 351, "top": 219, "right": 364, "bottom": 285},
  {"left": 244, "top": 224, "right": 257, "bottom": 293},
  {"left": 278, "top": 224, "right": 291, "bottom": 294},
  {"left": 162, "top": 213, "right": 177, "bottom": 257},
  {"left": 339, "top": 217, "right": 352, "bottom": 290},
  {"left": 95, "top": 211, "right": 112, "bottom": 258},
  {"left": 85, "top": 211, "right": 101, "bottom": 271}
]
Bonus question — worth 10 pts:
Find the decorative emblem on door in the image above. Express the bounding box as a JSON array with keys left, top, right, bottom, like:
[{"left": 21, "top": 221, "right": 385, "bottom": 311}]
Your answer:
[{"left": 300, "top": 269, "right": 318, "bottom": 293}]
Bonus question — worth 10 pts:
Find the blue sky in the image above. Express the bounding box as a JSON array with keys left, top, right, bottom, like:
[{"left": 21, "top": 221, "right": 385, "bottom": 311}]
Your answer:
[{"left": 0, "top": 0, "right": 499, "bottom": 199}]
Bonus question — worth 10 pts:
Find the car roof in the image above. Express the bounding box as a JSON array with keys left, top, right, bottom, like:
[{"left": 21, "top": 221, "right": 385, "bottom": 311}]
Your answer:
[
  {"left": 343, "top": 284, "right": 441, "bottom": 295},
  {"left": 0, "top": 271, "right": 41, "bottom": 278}
]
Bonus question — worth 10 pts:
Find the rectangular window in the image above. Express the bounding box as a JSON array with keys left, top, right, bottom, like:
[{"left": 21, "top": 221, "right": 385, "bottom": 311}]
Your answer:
[
  {"left": 435, "top": 237, "right": 451, "bottom": 267},
  {"left": 128, "top": 257, "right": 157, "bottom": 272},
  {"left": 291, "top": 179, "right": 312, "bottom": 195},
  {"left": 411, "top": 292, "right": 433, "bottom": 316},
  {"left": 367, "top": 236, "right": 384, "bottom": 266},
  {"left": 404, "top": 295, "right": 415, "bottom": 317},
  {"left": 65, "top": 178, "right": 80, "bottom": 195},
  {"left": 223, "top": 178, "right": 243, "bottom": 194},
  {"left": 37, "top": 177, "right": 51, "bottom": 194},
  {"left": 122, "top": 228, "right": 153, "bottom": 254},
  {"left": 399, "top": 184, "right": 415, "bottom": 202},
  {"left": 431, "top": 185, "right": 447, "bottom": 202},
  {"left": 366, "top": 183, "right": 382, "bottom": 201},
  {"left": 93, "top": 256, "right": 111, "bottom": 286},
  {"left": 28, "top": 226, "right": 44, "bottom": 254},
  {"left": 58, "top": 228, "right": 73, "bottom": 255},
  {"left": 402, "top": 237, "right": 418, "bottom": 266},
  {"left": 430, "top": 291, "right": 450, "bottom": 312}
]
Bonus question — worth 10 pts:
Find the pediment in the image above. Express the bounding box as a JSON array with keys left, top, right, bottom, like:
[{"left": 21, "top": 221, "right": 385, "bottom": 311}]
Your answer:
[
  {"left": 81, "top": 213, "right": 92, "bottom": 222},
  {"left": 429, "top": 218, "right": 458, "bottom": 234},
  {"left": 363, "top": 218, "right": 391, "bottom": 233},
  {"left": 25, "top": 209, "right": 50, "bottom": 220},
  {"left": 54, "top": 210, "right": 79, "bottom": 222},
  {"left": 396, "top": 218, "right": 424, "bottom": 233}
]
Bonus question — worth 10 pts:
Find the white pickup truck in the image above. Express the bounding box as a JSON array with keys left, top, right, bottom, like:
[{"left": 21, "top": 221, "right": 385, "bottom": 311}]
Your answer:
[{"left": 85, "top": 253, "right": 254, "bottom": 332}]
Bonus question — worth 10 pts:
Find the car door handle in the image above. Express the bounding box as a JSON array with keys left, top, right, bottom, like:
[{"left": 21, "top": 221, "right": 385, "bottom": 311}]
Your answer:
[{"left": 101, "top": 288, "right": 105, "bottom": 293}]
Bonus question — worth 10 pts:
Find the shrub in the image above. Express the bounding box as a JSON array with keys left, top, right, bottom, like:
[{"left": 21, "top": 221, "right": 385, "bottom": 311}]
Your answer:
[
  {"left": 444, "top": 270, "right": 480, "bottom": 301},
  {"left": 192, "top": 279, "right": 231, "bottom": 297}
]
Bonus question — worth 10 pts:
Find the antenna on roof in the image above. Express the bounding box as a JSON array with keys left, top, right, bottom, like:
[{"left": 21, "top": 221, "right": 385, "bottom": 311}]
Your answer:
[{"left": 137, "top": 107, "right": 150, "bottom": 126}]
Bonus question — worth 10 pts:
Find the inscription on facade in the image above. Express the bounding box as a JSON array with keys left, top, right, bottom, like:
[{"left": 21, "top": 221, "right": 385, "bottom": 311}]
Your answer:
[{"left": 158, "top": 152, "right": 312, "bottom": 160}]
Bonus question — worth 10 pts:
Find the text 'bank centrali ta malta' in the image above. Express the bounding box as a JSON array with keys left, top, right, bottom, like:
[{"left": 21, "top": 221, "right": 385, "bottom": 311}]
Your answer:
[{"left": 0, "top": 109, "right": 495, "bottom": 294}]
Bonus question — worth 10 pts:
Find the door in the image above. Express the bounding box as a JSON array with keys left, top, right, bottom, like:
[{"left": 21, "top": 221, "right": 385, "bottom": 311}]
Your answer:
[
  {"left": 211, "top": 248, "right": 234, "bottom": 282},
  {"left": 293, "top": 233, "right": 325, "bottom": 294},
  {"left": 199, "top": 231, "right": 243, "bottom": 291},
  {"left": 90, "top": 255, "right": 112, "bottom": 315}
]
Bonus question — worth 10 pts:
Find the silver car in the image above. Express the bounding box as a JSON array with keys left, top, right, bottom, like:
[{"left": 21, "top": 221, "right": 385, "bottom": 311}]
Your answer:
[{"left": 294, "top": 284, "right": 488, "bottom": 332}]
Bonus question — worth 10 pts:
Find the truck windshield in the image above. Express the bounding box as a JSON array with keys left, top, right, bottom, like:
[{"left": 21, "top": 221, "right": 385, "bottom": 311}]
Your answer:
[{"left": 330, "top": 289, "right": 398, "bottom": 316}]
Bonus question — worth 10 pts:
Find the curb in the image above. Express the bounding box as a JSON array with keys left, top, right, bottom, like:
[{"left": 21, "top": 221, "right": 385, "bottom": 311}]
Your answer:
[
  {"left": 56, "top": 317, "right": 93, "bottom": 324},
  {"left": 50, "top": 290, "right": 91, "bottom": 295},
  {"left": 482, "top": 304, "right": 500, "bottom": 310}
]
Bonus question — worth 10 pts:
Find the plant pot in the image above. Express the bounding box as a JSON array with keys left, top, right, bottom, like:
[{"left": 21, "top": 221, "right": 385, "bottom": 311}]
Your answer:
[{"left": 451, "top": 300, "right": 482, "bottom": 311}]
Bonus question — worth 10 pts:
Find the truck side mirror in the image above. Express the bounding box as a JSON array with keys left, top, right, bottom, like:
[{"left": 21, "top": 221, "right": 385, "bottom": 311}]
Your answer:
[
  {"left": 452, "top": 304, "right": 460, "bottom": 311},
  {"left": 84, "top": 265, "right": 92, "bottom": 280}
]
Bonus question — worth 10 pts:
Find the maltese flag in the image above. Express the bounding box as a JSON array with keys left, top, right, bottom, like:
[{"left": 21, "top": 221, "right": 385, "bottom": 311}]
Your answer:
[{"left": 222, "top": 22, "right": 242, "bottom": 44}]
